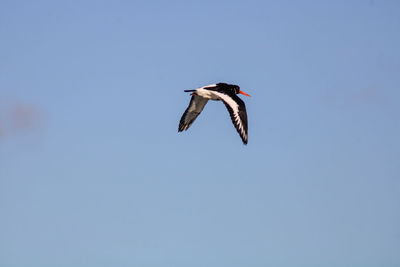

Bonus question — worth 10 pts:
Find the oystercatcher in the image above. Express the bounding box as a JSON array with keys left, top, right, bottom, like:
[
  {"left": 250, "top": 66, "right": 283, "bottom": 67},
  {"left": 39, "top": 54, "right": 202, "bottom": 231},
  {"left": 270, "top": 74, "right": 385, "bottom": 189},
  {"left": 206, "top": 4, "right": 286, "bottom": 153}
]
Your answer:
[{"left": 178, "top": 83, "right": 251, "bottom": 145}]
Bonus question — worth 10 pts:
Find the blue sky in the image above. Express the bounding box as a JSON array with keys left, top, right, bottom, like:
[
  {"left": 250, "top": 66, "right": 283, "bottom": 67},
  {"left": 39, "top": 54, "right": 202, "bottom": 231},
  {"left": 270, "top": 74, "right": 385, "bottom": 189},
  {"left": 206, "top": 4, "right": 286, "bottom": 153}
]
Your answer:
[{"left": 1, "top": 0, "right": 399, "bottom": 266}]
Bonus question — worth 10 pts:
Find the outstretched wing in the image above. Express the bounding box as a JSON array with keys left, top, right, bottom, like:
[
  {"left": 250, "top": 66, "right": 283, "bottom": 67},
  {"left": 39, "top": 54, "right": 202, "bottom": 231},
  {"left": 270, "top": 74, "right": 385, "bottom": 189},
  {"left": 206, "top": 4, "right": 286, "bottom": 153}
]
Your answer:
[
  {"left": 178, "top": 95, "right": 209, "bottom": 132},
  {"left": 211, "top": 91, "right": 248, "bottom": 144}
]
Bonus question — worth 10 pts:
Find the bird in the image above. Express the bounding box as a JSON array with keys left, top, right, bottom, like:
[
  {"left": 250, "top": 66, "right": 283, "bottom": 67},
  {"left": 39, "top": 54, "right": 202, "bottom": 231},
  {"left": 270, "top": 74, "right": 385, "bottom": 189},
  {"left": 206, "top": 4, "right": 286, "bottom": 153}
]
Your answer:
[{"left": 178, "top": 83, "right": 251, "bottom": 145}]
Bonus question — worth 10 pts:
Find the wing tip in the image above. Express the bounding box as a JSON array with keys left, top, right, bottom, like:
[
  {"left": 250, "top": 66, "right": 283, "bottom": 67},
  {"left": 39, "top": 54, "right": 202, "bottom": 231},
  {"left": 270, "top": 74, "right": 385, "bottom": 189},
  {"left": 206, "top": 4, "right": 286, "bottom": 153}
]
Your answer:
[
  {"left": 242, "top": 137, "right": 248, "bottom": 145},
  {"left": 178, "top": 123, "right": 190, "bottom": 132}
]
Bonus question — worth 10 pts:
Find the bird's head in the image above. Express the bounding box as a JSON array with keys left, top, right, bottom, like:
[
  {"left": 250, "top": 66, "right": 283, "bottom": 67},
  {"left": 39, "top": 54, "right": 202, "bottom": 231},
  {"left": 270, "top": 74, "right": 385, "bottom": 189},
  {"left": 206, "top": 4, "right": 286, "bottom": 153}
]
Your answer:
[{"left": 233, "top": 85, "right": 251, "bottom": 97}]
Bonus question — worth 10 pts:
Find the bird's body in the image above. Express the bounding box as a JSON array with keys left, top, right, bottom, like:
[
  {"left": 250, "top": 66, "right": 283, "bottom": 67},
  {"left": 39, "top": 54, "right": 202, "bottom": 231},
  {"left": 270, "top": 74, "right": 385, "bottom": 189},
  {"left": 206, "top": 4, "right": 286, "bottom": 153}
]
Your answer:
[
  {"left": 178, "top": 83, "right": 251, "bottom": 145},
  {"left": 191, "top": 86, "right": 221, "bottom": 100}
]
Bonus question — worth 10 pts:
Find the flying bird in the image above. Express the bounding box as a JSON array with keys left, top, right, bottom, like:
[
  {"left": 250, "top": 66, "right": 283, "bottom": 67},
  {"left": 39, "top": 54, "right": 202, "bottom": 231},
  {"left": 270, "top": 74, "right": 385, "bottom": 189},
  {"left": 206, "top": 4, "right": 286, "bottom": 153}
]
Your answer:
[{"left": 178, "top": 83, "right": 251, "bottom": 144}]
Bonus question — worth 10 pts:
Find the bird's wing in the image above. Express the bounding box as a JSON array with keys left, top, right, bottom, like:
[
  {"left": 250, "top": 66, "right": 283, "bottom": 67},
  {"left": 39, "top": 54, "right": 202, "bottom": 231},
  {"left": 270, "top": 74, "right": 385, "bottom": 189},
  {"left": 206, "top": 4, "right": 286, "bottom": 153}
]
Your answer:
[
  {"left": 178, "top": 95, "right": 209, "bottom": 132},
  {"left": 211, "top": 91, "right": 248, "bottom": 144}
]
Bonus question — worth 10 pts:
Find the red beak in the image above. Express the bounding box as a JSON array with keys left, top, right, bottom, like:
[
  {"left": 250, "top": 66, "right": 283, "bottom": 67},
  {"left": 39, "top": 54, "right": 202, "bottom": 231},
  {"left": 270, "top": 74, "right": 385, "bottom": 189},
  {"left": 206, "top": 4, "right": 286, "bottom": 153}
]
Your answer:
[{"left": 239, "top": 90, "right": 251, "bottom": 97}]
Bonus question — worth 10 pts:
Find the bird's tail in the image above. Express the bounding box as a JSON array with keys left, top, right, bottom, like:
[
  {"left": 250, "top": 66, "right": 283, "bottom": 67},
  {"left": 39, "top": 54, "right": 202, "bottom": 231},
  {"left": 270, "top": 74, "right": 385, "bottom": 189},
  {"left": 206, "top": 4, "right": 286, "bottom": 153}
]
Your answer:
[{"left": 184, "top": 90, "right": 195, "bottom": 93}]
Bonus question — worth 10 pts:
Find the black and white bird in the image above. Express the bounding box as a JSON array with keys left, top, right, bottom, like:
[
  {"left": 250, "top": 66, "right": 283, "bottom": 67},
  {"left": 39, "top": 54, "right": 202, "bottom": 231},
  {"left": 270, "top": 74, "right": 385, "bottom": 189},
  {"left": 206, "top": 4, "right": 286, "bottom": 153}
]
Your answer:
[{"left": 178, "top": 83, "right": 251, "bottom": 145}]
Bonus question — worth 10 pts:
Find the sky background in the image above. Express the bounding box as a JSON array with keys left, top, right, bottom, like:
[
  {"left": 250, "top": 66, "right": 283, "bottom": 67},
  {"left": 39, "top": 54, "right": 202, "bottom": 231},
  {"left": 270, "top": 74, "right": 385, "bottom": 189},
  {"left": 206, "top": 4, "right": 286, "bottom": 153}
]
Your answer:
[{"left": 1, "top": 0, "right": 400, "bottom": 266}]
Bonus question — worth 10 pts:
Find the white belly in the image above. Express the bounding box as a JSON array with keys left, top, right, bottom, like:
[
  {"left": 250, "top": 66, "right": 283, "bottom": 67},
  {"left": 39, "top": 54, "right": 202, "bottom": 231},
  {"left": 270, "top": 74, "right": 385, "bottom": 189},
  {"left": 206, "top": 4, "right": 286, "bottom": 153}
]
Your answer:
[{"left": 196, "top": 88, "right": 220, "bottom": 100}]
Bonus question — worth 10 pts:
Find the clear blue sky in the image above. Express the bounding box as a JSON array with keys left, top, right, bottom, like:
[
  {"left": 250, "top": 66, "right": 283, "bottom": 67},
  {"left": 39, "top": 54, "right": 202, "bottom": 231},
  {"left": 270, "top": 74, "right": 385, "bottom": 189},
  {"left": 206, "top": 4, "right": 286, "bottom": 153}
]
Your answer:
[{"left": 1, "top": 0, "right": 399, "bottom": 266}]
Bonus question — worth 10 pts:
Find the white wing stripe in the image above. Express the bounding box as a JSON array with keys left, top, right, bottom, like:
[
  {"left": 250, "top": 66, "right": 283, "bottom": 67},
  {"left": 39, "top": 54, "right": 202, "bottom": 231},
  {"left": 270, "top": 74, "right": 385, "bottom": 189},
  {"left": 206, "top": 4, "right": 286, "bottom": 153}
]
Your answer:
[{"left": 210, "top": 91, "right": 246, "bottom": 138}]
